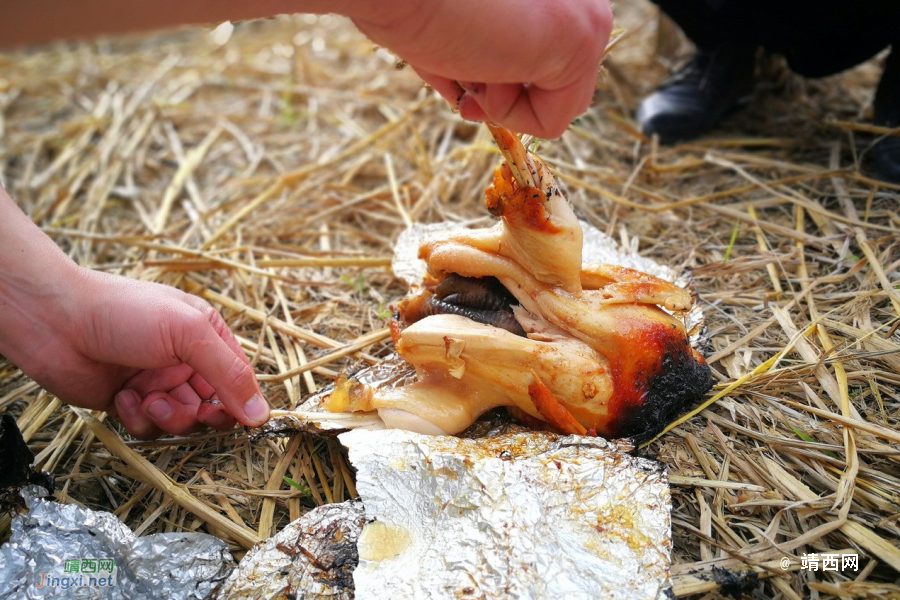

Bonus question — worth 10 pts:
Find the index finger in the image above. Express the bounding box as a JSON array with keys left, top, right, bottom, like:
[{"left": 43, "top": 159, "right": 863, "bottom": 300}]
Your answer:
[
  {"left": 170, "top": 305, "right": 269, "bottom": 427},
  {"left": 462, "top": 78, "right": 597, "bottom": 139}
]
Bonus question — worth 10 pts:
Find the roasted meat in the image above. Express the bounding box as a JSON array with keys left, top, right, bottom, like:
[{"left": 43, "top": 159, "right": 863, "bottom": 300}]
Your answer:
[{"left": 325, "top": 126, "right": 713, "bottom": 441}]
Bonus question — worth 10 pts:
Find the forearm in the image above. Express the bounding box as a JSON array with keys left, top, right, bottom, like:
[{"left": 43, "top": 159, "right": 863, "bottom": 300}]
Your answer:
[
  {"left": 0, "top": 0, "right": 379, "bottom": 49},
  {"left": 0, "top": 187, "right": 78, "bottom": 366}
]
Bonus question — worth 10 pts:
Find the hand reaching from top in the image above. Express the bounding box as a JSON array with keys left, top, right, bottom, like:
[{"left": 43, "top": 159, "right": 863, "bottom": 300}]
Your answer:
[
  {"left": 0, "top": 0, "right": 613, "bottom": 139},
  {"left": 352, "top": 0, "right": 613, "bottom": 138}
]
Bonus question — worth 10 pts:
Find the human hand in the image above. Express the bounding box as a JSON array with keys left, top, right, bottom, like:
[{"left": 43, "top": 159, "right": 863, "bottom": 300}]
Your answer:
[
  {"left": 0, "top": 229, "right": 268, "bottom": 439},
  {"left": 1, "top": 0, "right": 610, "bottom": 138},
  {"left": 352, "top": 0, "right": 613, "bottom": 138}
]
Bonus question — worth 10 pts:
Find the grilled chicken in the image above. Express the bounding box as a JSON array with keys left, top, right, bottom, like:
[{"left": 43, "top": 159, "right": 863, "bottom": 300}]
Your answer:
[{"left": 326, "top": 126, "right": 712, "bottom": 440}]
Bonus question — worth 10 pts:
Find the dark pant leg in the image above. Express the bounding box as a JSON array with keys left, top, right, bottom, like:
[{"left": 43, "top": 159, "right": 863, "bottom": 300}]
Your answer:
[
  {"left": 650, "top": 0, "right": 900, "bottom": 77},
  {"left": 650, "top": 0, "right": 733, "bottom": 51},
  {"left": 772, "top": 1, "right": 900, "bottom": 77}
]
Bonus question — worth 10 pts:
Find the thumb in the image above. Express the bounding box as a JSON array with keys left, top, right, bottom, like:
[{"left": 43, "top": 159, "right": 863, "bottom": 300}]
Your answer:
[{"left": 172, "top": 305, "right": 269, "bottom": 427}]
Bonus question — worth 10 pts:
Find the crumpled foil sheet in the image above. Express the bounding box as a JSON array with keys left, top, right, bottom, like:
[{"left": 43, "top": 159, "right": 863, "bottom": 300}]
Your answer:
[
  {"left": 0, "top": 486, "right": 234, "bottom": 599},
  {"left": 259, "top": 220, "right": 707, "bottom": 439},
  {"left": 216, "top": 501, "right": 366, "bottom": 600},
  {"left": 341, "top": 428, "right": 672, "bottom": 600}
]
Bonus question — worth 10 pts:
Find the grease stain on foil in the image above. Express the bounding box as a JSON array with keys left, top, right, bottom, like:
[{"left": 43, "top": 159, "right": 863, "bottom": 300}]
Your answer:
[
  {"left": 341, "top": 428, "right": 672, "bottom": 600},
  {"left": 357, "top": 521, "right": 412, "bottom": 562},
  {"left": 216, "top": 501, "right": 365, "bottom": 600}
]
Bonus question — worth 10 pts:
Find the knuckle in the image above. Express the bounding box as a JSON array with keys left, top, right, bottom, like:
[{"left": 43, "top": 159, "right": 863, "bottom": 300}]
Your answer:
[
  {"left": 194, "top": 298, "right": 217, "bottom": 320},
  {"left": 156, "top": 307, "right": 210, "bottom": 362},
  {"left": 224, "top": 355, "right": 254, "bottom": 389},
  {"left": 585, "top": 0, "right": 613, "bottom": 43},
  {"left": 174, "top": 310, "right": 213, "bottom": 349},
  {"left": 190, "top": 299, "right": 230, "bottom": 337},
  {"left": 184, "top": 308, "right": 212, "bottom": 332},
  {"left": 536, "top": 2, "right": 608, "bottom": 86}
]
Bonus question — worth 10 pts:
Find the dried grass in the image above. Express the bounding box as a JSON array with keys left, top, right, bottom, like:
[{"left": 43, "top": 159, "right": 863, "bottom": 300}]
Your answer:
[{"left": 1, "top": 3, "right": 898, "bottom": 597}]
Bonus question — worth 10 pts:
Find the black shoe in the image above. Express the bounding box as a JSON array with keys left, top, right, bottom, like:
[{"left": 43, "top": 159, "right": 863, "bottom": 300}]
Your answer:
[
  {"left": 636, "top": 45, "right": 757, "bottom": 144},
  {"left": 872, "top": 48, "right": 900, "bottom": 184}
]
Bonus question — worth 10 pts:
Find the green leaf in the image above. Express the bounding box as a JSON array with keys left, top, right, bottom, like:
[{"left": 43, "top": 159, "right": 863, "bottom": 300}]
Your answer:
[
  {"left": 789, "top": 425, "right": 816, "bottom": 444},
  {"left": 723, "top": 218, "right": 740, "bottom": 262},
  {"left": 283, "top": 476, "right": 313, "bottom": 498},
  {"left": 790, "top": 426, "right": 839, "bottom": 459},
  {"left": 340, "top": 273, "right": 367, "bottom": 295},
  {"left": 375, "top": 303, "right": 391, "bottom": 320},
  {"left": 283, "top": 475, "right": 303, "bottom": 489}
]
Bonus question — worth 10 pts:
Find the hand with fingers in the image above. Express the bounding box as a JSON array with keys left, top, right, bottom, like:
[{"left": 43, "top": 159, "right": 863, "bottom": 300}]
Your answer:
[
  {"left": 69, "top": 271, "right": 269, "bottom": 439},
  {"left": 352, "top": 0, "right": 613, "bottom": 138},
  {"left": 1, "top": 187, "right": 269, "bottom": 439},
  {"left": 1, "top": 0, "right": 611, "bottom": 139}
]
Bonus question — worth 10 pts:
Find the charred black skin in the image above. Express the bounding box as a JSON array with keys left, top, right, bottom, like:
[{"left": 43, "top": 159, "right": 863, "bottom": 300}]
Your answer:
[
  {"left": 612, "top": 339, "right": 714, "bottom": 443},
  {"left": 706, "top": 566, "right": 759, "bottom": 598}
]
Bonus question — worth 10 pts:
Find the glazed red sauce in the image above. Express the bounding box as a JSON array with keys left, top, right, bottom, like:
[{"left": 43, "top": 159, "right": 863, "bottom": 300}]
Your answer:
[{"left": 485, "top": 165, "right": 561, "bottom": 234}]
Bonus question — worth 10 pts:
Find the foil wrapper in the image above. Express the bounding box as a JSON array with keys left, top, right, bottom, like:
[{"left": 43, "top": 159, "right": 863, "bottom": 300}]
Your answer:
[
  {"left": 260, "top": 220, "right": 707, "bottom": 438},
  {"left": 0, "top": 486, "right": 233, "bottom": 599},
  {"left": 216, "top": 501, "right": 366, "bottom": 600},
  {"left": 342, "top": 429, "right": 672, "bottom": 600}
]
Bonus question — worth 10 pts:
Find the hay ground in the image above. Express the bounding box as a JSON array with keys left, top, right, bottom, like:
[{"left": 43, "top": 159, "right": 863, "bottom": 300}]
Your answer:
[{"left": 1, "top": 2, "right": 899, "bottom": 598}]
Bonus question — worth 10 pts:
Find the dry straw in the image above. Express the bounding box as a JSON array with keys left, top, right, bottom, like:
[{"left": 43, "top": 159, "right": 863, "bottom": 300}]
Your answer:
[{"left": 1, "top": 3, "right": 898, "bottom": 597}]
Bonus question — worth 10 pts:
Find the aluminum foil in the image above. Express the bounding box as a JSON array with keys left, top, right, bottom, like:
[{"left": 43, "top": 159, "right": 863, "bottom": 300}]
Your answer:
[
  {"left": 341, "top": 428, "right": 672, "bottom": 600},
  {"left": 261, "top": 220, "right": 707, "bottom": 438},
  {"left": 0, "top": 486, "right": 234, "bottom": 599},
  {"left": 216, "top": 501, "right": 366, "bottom": 600}
]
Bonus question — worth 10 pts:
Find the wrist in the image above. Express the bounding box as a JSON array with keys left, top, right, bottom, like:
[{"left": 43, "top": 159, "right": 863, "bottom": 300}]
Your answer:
[
  {"left": 0, "top": 193, "right": 82, "bottom": 372},
  {"left": 0, "top": 258, "right": 80, "bottom": 369}
]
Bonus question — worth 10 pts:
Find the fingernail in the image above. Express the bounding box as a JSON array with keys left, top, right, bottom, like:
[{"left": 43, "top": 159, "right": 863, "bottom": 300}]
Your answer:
[
  {"left": 243, "top": 393, "right": 269, "bottom": 423},
  {"left": 115, "top": 390, "right": 140, "bottom": 415},
  {"left": 147, "top": 398, "right": 173, "bottom": 420}
]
